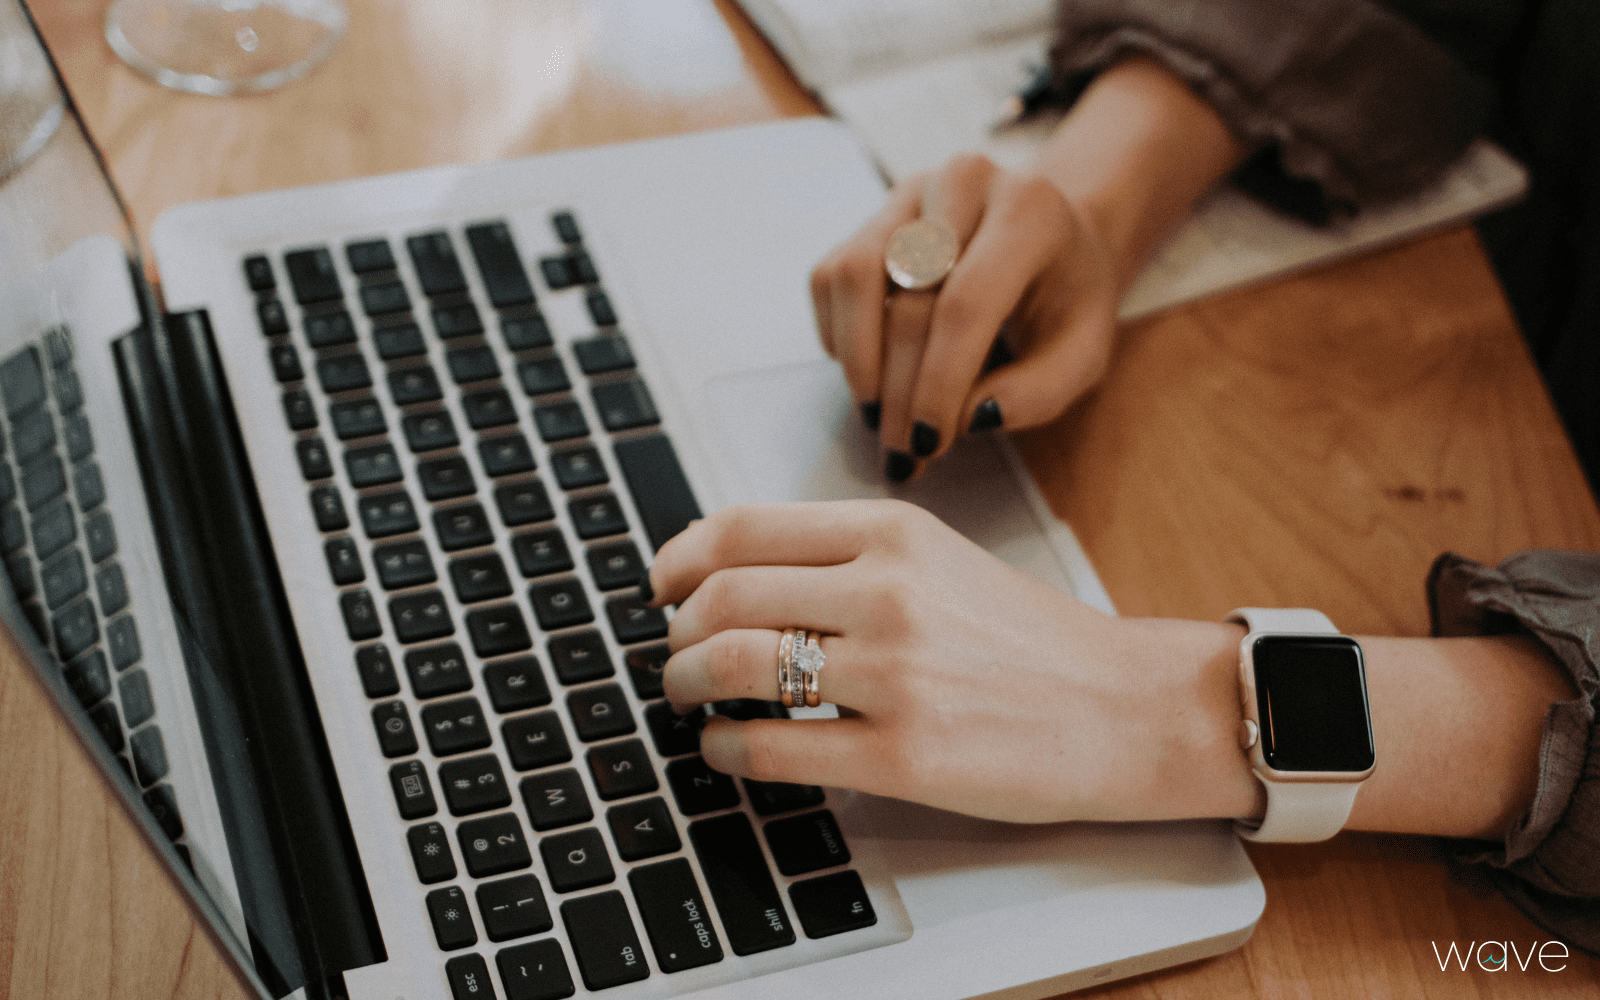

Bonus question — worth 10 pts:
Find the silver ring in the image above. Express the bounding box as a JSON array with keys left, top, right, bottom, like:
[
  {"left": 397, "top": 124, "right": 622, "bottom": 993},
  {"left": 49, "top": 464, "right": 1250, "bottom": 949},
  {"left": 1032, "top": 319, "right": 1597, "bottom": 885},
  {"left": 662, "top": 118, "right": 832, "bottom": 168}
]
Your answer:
[
  {"left": 885, "top": 218, "right": 959, "bottom": 291},
  {"left": 796, "top": 634, "right": 825, "bottom": 707},
  {"left": 777, "top": 628, "right": 798, "bottom": 708}
]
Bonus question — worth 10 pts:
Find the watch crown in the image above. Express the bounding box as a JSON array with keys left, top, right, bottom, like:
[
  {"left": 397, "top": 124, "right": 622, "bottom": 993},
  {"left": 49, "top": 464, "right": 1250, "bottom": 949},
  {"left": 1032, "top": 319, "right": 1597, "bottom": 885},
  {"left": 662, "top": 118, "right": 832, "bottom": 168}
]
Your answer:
[{"left": 1238, "top": 718, "right": 1259, "bottom": 750}]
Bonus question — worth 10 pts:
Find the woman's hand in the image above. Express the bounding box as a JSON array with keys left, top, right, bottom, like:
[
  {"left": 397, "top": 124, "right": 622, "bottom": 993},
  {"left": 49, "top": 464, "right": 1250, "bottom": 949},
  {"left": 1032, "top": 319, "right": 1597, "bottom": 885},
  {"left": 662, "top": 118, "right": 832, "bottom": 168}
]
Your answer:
[
  {"left": 648, "top": 500, "right": 1260, "bottom": 824},
  {"left": 810, "top": 155, "right": 1119, "bottom": 482}
]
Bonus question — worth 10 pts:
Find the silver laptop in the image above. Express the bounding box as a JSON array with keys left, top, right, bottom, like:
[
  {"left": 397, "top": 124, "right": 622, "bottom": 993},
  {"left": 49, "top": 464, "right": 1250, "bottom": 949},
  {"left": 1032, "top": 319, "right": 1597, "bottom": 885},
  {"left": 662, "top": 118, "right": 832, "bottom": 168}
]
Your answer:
[{"left": 1, "top": 5, "right": 1261, "bottom": 998}]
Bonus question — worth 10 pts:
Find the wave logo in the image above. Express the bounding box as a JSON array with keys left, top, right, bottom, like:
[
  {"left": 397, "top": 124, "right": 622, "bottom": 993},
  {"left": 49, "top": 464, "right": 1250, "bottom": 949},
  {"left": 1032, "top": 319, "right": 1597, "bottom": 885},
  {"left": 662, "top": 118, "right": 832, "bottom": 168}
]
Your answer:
[{"left": 1432, "top": 940, "right": 1570, "bottom": 973}]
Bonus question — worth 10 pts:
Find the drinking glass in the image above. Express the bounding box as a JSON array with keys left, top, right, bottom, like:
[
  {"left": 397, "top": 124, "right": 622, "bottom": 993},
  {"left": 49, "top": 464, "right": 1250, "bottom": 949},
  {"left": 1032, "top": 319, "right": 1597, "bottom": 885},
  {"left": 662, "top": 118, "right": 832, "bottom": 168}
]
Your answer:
[{"left": 105, "top": 0, "right": 347, "bottom": 97}]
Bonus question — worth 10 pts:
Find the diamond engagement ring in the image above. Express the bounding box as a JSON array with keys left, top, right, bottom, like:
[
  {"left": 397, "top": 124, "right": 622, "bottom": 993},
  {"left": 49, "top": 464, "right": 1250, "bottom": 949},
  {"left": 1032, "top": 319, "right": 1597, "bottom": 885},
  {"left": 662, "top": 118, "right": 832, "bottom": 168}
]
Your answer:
[
  {"left": 885, "top": 218, "right": 959, "bottom": 291},
  {"left": 777, "top": 628, "right": 827, "bottom": 708},
  {"left": 795, "top": 634, "right": 825, "bottom": 707}
]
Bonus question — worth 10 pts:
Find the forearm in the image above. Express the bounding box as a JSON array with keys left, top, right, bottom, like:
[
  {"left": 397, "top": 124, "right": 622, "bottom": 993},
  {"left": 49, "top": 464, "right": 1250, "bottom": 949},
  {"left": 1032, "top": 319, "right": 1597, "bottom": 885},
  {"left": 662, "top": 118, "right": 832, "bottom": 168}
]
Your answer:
[{"left": 1033, "top": 55, "right": 1246, "bottom": 297}]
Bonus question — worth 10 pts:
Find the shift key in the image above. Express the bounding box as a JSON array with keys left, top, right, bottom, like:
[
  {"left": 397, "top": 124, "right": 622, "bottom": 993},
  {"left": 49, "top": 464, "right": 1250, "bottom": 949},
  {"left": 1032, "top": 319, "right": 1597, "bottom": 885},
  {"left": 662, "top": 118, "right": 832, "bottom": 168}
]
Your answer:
[{"left": 688, "top": 813, "right": 795, "bottom": 955}]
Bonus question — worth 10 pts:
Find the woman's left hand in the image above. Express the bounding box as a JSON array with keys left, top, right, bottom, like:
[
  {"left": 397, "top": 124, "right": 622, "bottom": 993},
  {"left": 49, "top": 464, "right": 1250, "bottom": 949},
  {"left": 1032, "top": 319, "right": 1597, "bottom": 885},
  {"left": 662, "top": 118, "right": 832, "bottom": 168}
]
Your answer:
[{"left": 647, "top": 499, "right": 1258, "bottom": 824}]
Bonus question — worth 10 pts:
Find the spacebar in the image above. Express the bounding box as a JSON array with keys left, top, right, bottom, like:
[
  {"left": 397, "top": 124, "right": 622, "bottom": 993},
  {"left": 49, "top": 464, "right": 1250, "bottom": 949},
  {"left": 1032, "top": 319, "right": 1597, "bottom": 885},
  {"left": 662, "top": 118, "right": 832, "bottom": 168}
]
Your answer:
[{"left": 613, "top": 434, "right": 702, "bottom": 552}]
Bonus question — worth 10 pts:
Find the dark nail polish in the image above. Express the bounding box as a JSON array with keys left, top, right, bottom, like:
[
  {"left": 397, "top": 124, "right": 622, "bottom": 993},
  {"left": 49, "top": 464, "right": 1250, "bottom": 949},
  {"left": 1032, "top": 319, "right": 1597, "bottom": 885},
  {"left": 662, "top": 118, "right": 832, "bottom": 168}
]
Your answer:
[
  {"left": 860, "top": 400, "right": 882, "bottom": 432},
  {"left": 638, "top": 572, "right": 655, "bottom": 604},
  {"left": 968, "top": 398, "right": 1004, "bottom": 433},
  {"left": 911, "top": 420, "right": 940, "bottom": 458},
  {"left": 885, "top": 450, "right": 915, "bottom": 482}
]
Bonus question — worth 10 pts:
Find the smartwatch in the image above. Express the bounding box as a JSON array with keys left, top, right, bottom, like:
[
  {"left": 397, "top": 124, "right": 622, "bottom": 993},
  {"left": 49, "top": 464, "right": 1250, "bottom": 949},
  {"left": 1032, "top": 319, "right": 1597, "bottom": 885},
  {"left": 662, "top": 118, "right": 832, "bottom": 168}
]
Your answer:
[{"left": 1228, "top": 608, "right": 1375, "bottom": 843}]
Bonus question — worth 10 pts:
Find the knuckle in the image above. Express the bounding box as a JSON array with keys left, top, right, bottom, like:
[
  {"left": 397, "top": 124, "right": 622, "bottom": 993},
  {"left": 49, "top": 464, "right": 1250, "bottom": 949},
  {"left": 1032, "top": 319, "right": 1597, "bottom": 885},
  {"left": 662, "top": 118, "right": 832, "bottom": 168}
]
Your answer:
[
  {"left": 943, "top": 152, "right": 995, "bottom": 192},
  {"left": 741, "top": 728, "right": 785, "bottom": 782}
]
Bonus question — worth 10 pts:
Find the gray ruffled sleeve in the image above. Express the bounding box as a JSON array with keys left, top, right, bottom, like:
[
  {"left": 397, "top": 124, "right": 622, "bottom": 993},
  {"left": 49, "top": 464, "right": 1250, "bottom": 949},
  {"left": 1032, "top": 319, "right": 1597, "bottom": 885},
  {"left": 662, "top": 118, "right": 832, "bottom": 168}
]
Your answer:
[
  {"left": 1428, "top": 550, "right": 1600, "bottom": 953},
  {"left": 1049, "top": 0, "right": 1496, "bottom": 207}
]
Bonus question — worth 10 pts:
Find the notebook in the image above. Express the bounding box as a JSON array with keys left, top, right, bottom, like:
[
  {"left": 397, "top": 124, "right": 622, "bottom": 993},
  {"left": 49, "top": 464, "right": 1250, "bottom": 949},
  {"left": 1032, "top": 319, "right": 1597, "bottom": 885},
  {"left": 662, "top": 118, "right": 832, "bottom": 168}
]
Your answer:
[{"left": 0, "top": 5, "right": 1262, "bottom": 999}]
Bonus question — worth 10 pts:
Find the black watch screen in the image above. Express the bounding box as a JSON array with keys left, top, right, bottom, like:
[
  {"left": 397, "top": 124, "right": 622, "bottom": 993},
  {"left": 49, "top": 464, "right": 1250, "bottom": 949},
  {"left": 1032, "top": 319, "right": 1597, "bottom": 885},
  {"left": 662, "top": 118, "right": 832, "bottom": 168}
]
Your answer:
[{"left": 1252, "top": 635, "right": 1374, "bottom": 772}]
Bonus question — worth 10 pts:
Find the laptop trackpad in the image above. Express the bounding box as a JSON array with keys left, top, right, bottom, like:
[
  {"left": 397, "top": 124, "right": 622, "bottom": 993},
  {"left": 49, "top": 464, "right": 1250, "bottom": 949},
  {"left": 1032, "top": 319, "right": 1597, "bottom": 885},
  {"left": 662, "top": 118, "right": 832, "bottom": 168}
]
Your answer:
[{"left": 706, "top": 360, "right": 1076, "bottom": 594}]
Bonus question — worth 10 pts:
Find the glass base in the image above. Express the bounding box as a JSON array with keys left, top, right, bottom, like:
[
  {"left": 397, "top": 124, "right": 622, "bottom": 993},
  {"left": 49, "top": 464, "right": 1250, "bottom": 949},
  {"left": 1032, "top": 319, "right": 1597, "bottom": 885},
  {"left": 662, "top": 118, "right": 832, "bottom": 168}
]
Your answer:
[{"left": 105, "top": 0, "right": 348, "bottom": 97}]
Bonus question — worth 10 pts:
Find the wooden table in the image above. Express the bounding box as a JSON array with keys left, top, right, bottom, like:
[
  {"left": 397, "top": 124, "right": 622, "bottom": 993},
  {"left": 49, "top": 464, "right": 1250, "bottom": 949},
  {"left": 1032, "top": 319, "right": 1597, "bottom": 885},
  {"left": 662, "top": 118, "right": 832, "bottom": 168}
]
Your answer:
[{"left": 5, "top": 1, "right": 1597, "bottom": 997}]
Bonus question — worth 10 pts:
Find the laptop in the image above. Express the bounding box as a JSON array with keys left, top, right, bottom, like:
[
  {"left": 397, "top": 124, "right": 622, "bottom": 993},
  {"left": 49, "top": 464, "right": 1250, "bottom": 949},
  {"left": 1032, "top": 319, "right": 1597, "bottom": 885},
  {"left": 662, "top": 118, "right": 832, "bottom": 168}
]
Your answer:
[{"left": 0, "top": 4, "right": 1262, "bottom": 998}]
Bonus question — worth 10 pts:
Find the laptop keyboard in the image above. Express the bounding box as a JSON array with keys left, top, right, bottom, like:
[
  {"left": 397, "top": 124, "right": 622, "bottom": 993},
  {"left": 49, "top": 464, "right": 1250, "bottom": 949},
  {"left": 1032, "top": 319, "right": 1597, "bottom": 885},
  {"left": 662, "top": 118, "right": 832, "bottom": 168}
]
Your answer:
[
  {"left": 0, "top": 330, "right": 187, "bottom": 850},
  {"left": 244, "top": 211, "right": 877, "bottom": 997}
]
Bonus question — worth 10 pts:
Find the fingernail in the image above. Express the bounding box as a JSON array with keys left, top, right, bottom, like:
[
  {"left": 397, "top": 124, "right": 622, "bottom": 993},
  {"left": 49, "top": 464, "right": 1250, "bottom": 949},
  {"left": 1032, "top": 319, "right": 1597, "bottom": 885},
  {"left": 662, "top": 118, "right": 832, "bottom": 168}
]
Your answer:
[
  {"left": 885, "top": 450, "right": 915, "bottom": 482},
  {"left": 860, "top": 400, "right": 882, "bottom": 431},
  {"left": 911, "top": 420, "right": 940, "bottom": 458},
  {"left": 638, "top": 571, "right": 655, "bottom": 604},
  {"left": 968, "top": 398, "right": 1004, "bottom": 433}
]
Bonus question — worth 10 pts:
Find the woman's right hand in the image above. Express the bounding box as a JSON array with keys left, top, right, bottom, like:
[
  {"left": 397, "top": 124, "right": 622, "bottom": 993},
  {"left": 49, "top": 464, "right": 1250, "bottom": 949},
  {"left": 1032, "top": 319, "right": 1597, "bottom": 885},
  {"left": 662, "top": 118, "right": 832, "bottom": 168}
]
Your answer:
[{"left": 809, "top": 153, "right": 1120, "bottom": 482}]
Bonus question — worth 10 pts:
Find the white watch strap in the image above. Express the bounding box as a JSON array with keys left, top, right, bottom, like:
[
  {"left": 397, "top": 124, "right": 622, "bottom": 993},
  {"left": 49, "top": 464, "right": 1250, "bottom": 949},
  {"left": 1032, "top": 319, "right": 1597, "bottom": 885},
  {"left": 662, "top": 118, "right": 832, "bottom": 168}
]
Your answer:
[{"left": 1227, "top": 607, "right": 1361, "bottom": 843}]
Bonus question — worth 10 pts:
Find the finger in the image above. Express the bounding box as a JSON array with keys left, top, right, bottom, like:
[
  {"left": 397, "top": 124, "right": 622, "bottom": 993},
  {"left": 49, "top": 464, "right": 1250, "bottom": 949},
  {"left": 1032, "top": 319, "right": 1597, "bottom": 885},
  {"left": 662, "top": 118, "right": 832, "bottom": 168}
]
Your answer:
[
  {"left": 668, "top": 564, "right": 861, "bottom": 651},
  {"left": 700, "top": 715, "right": 887, "bottom": 792},
  {"left": 876, "top": 288, "right": 935, "bottom": 482},
  {"left": 664, "top": 629, "right": 867, "bottom": 709},
  {"left": 911, "top": 174, "right": 1068, "bottom": 459},
  {"left": 648, "top": 501, "right": 877, "bottom": 608},
  {"left": 958, "top": 287, "right": 1118, "bottom": 434},
  {"left": 820, "top": 180, "right": 925, "bottom": 407}
]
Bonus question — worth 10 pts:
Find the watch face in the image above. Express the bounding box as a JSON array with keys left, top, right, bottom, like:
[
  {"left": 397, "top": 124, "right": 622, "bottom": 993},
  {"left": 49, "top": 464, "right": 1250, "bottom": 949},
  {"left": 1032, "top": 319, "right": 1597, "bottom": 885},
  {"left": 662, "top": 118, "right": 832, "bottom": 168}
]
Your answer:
[{"left": 1253, "top": 635, "right": 1374, "bottom": 772}]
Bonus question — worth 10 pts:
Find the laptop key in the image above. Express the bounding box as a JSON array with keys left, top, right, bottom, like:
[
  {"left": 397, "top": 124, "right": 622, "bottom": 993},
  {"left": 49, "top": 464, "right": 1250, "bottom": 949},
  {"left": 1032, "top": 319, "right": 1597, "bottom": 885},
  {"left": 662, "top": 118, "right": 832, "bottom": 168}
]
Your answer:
[
  {"left": 516, "top": 356, "right": 569, "bottom": 397},
  {"left": 540, "top": 827, "right": 614, "bottom": 893},
  {"left": 789, "top": 871, "right": 876, "bottom": 939},
  {"left": 532, "top": 400, "right": 588, "bottom": 443},
  {"left": 345, "top": 239, "right": 395, "bottom": 274},
  {"left": 95, "top": 562, "right": 128, "bottom": 616},
  {"left": 284, "top": 247, "right": 342, "bottom": 304},
  {"left": 269, "top": 343, "right": 303, "bottom": 382},
  {"left": 466, "top": 603, "right": 533, "bottom": 657},
  {"left": 355, "top": 644, "right": 400, "bottom": 697},
  {"left": 1, "top": 505, "right": 25, "bottom": 554},
  {"left": 257, "top": 299, "right": 290, "bottom": 336},
  {"left": 624, "top": 644, "right": 669, "bottom": 700},
  {"left": 476, "top": 873, "right": 552, "bottom": 942},
  {"left": 570, "top": 252, "right": 598, "bottom": 286},
  {"left": 316, "top": 354, "right": 372, "bottom": 393},
  {"left": 520, "top": 768, "right": 591, "bottom": 830},
  {"left": 129, "top": 726, "right": 169, "bottom": 786},
  {"left": 744, "top": 780, "right": 825, "bottom": 817},
  {"left": 502, "top": 313, "right": 553, "bottom": 352},
  {"left": 614, "top": 434, "right": 701, "bottom": 551},
  {"left": 282, "top": 390, "right": 318, "bottom": 430},
  {"left": 586, "top": 541, "right": 643, "bottom": 594},
  {"left": 434, "top": 502, "right": 494, "bottom": 550},
  {"left": 143, "top": 784, "right": 184, "bottom": 840},
  {"left": 511, "top": 528, "right": 571, "bottom": 577},
  {"left": 344, "top": 443, "right": 403, "bottom": 487},
  {"left": 390, "top": 589, "right": 454, "bottom": 643},
  {"left": 445, "top": 955, "right": 495, "bottom": 1000},
  {"left": 63, "top": 648, "right": 110, "bottom": 706},
  {"left": 73, "top": 461, "right": 105, "bottom": 512},
  {"left": 12, "top": 407, "right": 55, "bottom": 462},
  {"left": 373, "top": 321, "right": 426, "bottom": 360},
  {"left": 689, "top": 812, "right": 795, "bottom": 955},
  {"left": 402, "top": 409, "right": 459, "bottom": 452},
  {"left": 21, "top": 453, "right": 66, "bottom": 509},
  {"left": 359, "top": 489, "right": 420, "bottom": 538},
  {"left": 440, "top": 753, "right": 512, "bottom": 815},
  {"left": 242, "top": 254, "right": 275, "bottom": 291},
  {"left": 310, "top": 485, "right": 349, "bottom": 531},
  {"left": 587, "top": 738, "right": 658, "bottom": 800},
  {"left": 84, "top": 508, "right": 117, "bottom": 562},
  {"left": 495, "top": 940, "right": 576, "bottom": 1000},
  {"left": 62, "top": 412, "right": 93, "bottom": 461},
  {"left": 667, "top": 757, "right": 739, "bottom": 816},
  {"left": 6, "top": 551, "right": 35, "bottom": 599},
  {"left": 591, "top": 379, "right": 658, "bottom": 433},
  {"left": 106, "top": 614, "right": 141, "bottom": 671},
  {"left": 572, "top": 334, "right": 634, "bottom": 375},
  {"left": 503, "top": 711, "right": 571, "bottom": 771},
  {"left": 765, "top": 810, "right": 850, "bottom": 876},
  {"left": 419, "top": 457, "right": 476, "bottom": 501},
  {"left": 479, "top": 434, "right": 535, "bottom": 477},
  {"left": 547, "top": 629, "right": 611, "bottom": 684},
  {"left": 304, "top": 309, "right": 356, "bottom": 348},
  {"left": 450, "top": 552, "right": 513, "bottom": 603},
  {"left": 389, "top": 759, "right": 438, "bottom": 820},
  {"left": 606, "top": 797, "right": 681, "bottom": 862},
  {"left": 568, "top": 493, "right": 627, "bottom": 540},
  {"left": 550, "top": 446, "right": 606, "bottom": 490},
  {"left": 496, "top": 480, "right": 555, "bottom": 528},
  {"left": 484, "top": 656, "right": 551, "bottom": 714},
  {"left": 359, "top": 281, "right": 410, "bottom": 317},
  {"left": 340, "top": 588, "right": 383, "bottom": 640},
  {"left": 388, "top": 365, "right": 443, "bottom": 405},
  {"left": 539, "top": 255, "right": 577, "bottom": 290},
  {"left": 464, "top": 388, "right": 518, "bottom": 430},
  {"left": 404, "top": 642, "right": 472, "bottom": 698},
  {"left": 53, "top": 598, "right": 98, "bottom": 660},
  {"left": 585, "top": 290, "right": 617, "bottom": 328},
  {"left": 551, "top": 211, "right": 582, "bottom": 245},
  {"left": 529, "top": 577, "right": 593, "bottom": 631},
  {"left": 466, "top": 221, "right": 537, "bottom": 309},
  {"left": 425, "top": 885, "right": 478, "bottom": 950},
  {"left": 456, "top": 812, "right": 531, "bottom": 877},
  {"left": 606, "top": 595, "right": 668, "bottom": 645},
  {"left": 29, "top": 499, "right": 74, "bottom": 560},
  {"left": 372, "top": 537, "right": 438, "bottom": 592},
  {"left": 561, "top": 891, "right": 650, "bottom": 990},
  {"left": 644, "top": 702, "right": 704, "bottom": 758},
  {"left": 448, "top": 346, "right": 500, "bottom": 386},
  {"left": 407, "top": 231, "right": 468, "bottom": 297},
  {"left": 325, "top": 537, "right": 366, "bottom": 585},
  {"left": 629, "top": 858, "right": 724, "bottom": 972},
  {"left": 296, "top": 437, "right": 334, "bottom": 479},
  {"left": 432, "top": 302, "right": 484, "bottom": 339},
  {"left": 568, "top": 684, "right": 634, "bottom": 742},
  {"left": 0, "top": 347, "right": 45, "bottom": 415},
  {"left": 330, "top": 397, "right": 386, "bottom": 440},
  {"left": 423, "top": 696, "right": 493, "bottom": 757},
  {"left": 407, "top": 821, "right": 457, "bottom": 884}
]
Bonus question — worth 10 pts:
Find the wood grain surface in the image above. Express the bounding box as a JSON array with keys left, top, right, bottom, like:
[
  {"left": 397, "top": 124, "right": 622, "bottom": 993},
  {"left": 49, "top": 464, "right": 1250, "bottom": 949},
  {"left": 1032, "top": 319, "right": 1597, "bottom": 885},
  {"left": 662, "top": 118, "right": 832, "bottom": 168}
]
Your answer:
[{"left": 4, "top": 1, "right": 1597, "bottom": 998}]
